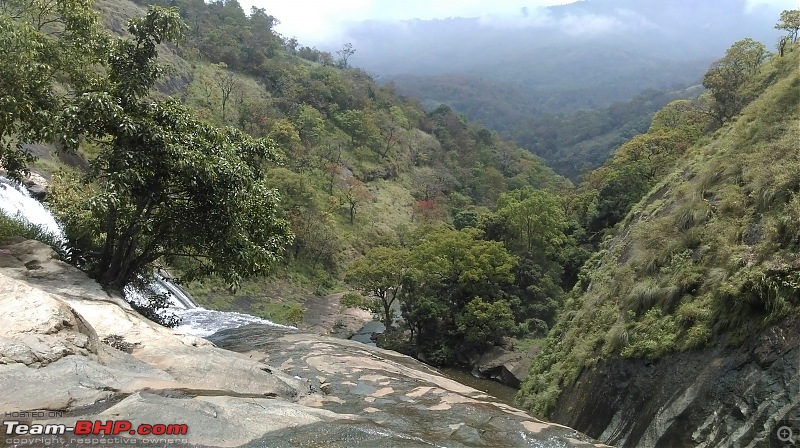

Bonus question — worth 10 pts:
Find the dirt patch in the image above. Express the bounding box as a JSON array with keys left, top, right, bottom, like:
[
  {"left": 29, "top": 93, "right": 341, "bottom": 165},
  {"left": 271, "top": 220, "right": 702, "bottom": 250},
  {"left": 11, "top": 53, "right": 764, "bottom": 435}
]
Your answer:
[{"left": 299, "top": 292, "right": 373, "bottom": 338}]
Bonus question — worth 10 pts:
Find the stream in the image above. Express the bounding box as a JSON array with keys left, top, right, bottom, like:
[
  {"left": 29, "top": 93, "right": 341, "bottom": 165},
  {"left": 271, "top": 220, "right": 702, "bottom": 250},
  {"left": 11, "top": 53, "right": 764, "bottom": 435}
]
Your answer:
[
  {"left": 349, "top": 318, "right": 521, "bottom": 408},
  {"left": 437, "top": 366, "right": 520, "bottom": 407}
]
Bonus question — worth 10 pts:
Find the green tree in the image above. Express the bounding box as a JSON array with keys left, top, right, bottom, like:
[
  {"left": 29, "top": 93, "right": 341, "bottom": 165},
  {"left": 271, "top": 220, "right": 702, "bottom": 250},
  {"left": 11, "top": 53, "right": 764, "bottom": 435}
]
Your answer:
[
  {"left": 776, "top": 9, "right": 800, "bottom": 43},
  {"left": 345, "top": 246, "right": 410, "bottom": 327},
  {"left": 703, "top": 38, "right": 767, "bottom": 123},
  {"left": 51, "top": 6, "right": 292, "bottom": 289},
  {"left": 397, "top": 226, "right": 518, "bottom": 360},
  {"left": 456, "top": 297, "right": 516, "bottom": 350},
  {"left": 410, "top": 226, "right": 516, "bottom": 294},
  {"left": 496, "top": 188, "right": 567, "bottom": 254},
  {"left": 453, "top": 209, "right": 479, "bottom": 230},
  {"left": 0, "top": 0, "right": 104, "bottom": 178}
]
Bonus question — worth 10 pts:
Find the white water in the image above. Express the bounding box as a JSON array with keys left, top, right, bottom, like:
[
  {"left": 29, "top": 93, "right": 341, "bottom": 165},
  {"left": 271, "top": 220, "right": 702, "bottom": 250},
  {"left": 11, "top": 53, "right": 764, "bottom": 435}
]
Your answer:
[
  {"left": 172, "top": 308, "right": 293, "bottom": 337},
  {"left": 0, "top": 175, "right": 290, "bottom": 337},
  {"left": 0, "top": 177, "right": 64, "bottom": 244}
]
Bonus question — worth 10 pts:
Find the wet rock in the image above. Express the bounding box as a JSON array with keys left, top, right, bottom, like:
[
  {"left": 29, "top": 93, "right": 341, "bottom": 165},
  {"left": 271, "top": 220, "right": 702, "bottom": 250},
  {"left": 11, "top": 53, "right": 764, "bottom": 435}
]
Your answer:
[
  {"left": 19, "top": 169, "right": 49, "bottom": 200},
  {"left": 209, "top": 327, "right": 609, "bottom": 447},
  {"left": 550, "top": 316, "right": 800, "bottom": 447}
]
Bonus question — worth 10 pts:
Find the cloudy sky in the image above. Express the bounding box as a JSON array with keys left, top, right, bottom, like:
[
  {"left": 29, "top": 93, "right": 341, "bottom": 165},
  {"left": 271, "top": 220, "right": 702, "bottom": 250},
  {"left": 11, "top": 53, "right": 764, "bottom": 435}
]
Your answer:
[
  {"left": 240, "top": 0, "right": 797, "bottom": 45},
  {"left": 239, "top": 0, "right": 574, "bottom": 44}
]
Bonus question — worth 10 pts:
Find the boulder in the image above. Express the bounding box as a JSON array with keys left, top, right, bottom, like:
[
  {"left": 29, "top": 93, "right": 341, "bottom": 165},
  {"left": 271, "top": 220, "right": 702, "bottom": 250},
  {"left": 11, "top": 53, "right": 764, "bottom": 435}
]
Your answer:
[{"left": 472, "top": 343, "right": 542, "bottom": 388}]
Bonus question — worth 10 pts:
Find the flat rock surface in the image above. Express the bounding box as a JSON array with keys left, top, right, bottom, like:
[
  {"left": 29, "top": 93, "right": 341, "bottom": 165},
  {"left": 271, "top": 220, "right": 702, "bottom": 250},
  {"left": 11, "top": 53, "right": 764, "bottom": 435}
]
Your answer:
[
  {"left": 211, "top": 327, "right": 609, "bottom": 447},
  {"left": 0, "top": 241, "right": 607, "bottom": 447},
  {"left": 299, "top": 292, "right": 374, "bottom": 338}
]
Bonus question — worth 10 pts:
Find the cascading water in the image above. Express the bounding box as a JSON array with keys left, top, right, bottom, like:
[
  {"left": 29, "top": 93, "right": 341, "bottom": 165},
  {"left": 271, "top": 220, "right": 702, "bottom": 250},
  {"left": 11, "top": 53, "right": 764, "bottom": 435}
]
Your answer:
[
  {"left": 0, "top": 177, "right": 64, "bottom": 244},
  {"left": 0, "top": 175, "right": 292, "bottom": 337}
]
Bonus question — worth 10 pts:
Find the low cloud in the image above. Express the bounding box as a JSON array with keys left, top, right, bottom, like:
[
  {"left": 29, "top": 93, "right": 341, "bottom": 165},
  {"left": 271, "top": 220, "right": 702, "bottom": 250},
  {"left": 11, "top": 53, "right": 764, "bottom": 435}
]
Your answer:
[
  {"left": 744, "top": 0, "right": 797, "bottom": 13},
  {"left": 477, "top": 6, "right": 655, "bottom": 36}
]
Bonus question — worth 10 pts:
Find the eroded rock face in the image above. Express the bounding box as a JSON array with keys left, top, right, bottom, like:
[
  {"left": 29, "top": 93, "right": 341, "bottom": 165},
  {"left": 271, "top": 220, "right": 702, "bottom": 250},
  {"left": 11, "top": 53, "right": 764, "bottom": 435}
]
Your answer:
[
  {"left": 0, "top": 241, "right": 606, "bottom": 447},
  {"left": 550, "top": 316, "right": 800, "bottom": 447}
]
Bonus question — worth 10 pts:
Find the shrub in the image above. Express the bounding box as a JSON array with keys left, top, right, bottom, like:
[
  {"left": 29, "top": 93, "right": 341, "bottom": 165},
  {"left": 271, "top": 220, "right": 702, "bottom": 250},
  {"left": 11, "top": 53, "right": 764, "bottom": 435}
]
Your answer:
[{"left": 620, "top": 309, "right": 678, "bottom": 360}]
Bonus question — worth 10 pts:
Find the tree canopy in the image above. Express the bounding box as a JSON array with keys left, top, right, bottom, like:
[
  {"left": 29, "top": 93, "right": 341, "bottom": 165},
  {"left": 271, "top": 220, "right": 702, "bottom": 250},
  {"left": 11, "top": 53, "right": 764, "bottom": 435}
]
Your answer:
[
  {"left": 5, "top": 3, "right": 293, "bottom": 289},
  {"left": 344, "top": 246, "right": 410, "bottom": 327},
  {"left": 776, "top": 9, "right": 800, "bottom": 43}
]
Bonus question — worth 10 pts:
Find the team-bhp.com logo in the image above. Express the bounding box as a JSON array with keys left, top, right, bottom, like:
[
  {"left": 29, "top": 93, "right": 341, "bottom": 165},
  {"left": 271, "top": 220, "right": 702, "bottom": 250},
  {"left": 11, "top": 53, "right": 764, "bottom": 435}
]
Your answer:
[{"left": 4, "top": 420, "right": 188, "bottom": 436}]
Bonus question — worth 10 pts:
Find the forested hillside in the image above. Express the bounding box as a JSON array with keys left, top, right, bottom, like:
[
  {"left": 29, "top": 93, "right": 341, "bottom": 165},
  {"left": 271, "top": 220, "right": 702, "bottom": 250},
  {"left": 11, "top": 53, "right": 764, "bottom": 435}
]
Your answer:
[
  {"left": 345, "top": 0, "right": 787, "bottom": 180},
  {"left": 393, "top": 77, "right": 702, "bottom": 179},
  {"left": 518, "top": 29, "right": 800, "bottom": 446},
  {"left": 0, "top": 0, "right": 588, "bottom": 362}
]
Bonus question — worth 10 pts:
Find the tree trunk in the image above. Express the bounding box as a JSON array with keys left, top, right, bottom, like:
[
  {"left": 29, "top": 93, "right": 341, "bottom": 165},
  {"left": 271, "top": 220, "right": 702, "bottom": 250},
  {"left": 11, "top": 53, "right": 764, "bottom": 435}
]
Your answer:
[{"left": 382, "top": 301, "right": 392, "bottom": 328}]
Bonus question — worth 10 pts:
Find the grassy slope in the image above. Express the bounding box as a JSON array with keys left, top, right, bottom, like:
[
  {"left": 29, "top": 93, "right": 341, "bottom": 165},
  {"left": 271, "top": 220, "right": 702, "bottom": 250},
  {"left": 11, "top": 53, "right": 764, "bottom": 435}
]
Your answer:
[{"left": 519, "top": 45, "right": 800, "bottom": 416}]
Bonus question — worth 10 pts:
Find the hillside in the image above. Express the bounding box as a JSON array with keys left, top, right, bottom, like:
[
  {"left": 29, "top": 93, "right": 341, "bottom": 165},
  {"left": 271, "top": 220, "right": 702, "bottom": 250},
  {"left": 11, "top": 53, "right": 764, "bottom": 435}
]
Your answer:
[
  {"left": 0, "top": 240, "right": 606, "bottom": 447},
  {"left": 341, "top": 0, "right": 786, "bottom": 180},
  {"left": 518, "top": 40, "right": 800, "bottom": 446},
  {"left": 2, "top": 0, "right": 586, "bottom": 367},
  {"left": 390, "top": 77, "right": 702, "bottom": 180},
  {"left": 3, "top": 6, "right": 800, "bottom": 445}
]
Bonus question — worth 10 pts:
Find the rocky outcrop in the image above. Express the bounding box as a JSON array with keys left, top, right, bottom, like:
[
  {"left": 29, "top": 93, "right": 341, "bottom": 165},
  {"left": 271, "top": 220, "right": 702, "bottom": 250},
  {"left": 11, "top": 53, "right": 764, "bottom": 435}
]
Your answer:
[
  {"left": 0, "top": 240, "right": 607, "bottom": 447},
  {"left": 550, "top": 317, "right": 800, "bottom": 447},
  {"left": 472, "top": 344, "right": 542, "bottom": 388}
]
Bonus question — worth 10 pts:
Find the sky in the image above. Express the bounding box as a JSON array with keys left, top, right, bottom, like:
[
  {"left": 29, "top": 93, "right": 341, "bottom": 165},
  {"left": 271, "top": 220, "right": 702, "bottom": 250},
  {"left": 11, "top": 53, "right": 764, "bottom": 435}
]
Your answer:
[
  {"left": 240, "top": 0, "right": 575, "bottom": 44},
  {"left": 240, "top": 0, "right": 798, "bottom": 45}
]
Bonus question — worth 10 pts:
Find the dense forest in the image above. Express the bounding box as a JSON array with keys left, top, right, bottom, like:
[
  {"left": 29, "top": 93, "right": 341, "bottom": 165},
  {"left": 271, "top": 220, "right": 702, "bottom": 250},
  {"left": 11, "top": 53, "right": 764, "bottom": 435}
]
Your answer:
[
  {"left": 1, "top": 0, "right": 798, "bottom": 418},
  {"left": 392, "top": 77, "right": 702, "bottom": 179}
]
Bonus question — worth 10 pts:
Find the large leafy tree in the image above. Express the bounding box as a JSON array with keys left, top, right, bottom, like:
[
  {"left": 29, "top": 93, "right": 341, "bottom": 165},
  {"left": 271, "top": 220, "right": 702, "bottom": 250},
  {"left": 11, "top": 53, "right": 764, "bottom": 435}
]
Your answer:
[
  {"left": 0, "top": 0, "right": 103, "bottom": 178},
  {"left": 399, "top": 226, "right": 518, "bottom": 362},
  {"left": 496, "top": 187, "right": 566, "bottom": 254},
  {"left": 345, "top": 246, "right": 410, "bottom": 327},
  {"left": 455, "top": 297, "right": 516, "bottom": 351},
  {"left": 703, "top": 38, "right": 767, "bottom": 123},
  {"left": 46, "top": 6, "right": 292, "bottom": 289}
]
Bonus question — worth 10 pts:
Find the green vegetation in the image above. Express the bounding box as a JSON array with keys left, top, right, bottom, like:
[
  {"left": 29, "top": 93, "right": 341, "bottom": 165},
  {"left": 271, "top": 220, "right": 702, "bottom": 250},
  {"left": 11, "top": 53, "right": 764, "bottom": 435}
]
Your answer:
[
  {"left": 398, "top": 77, "right": 698, "bottom": 179},
  {"left": 3, "top": 0, "right": 797, "bottom": 411},
  {"left": 345, "top": 246, "right": 409, "bottom": 327},
  {"left": 0, "top": 214, "right": 56, "bottom": 246},
  {"left": 259, "top": 302, "right": 305, "bottom": 326},
  {"left": 519, "top": 35, "right": 800, "bottom": 417},
  {"left": 1, "top": 0, "right": 570, "bottom": 343}
]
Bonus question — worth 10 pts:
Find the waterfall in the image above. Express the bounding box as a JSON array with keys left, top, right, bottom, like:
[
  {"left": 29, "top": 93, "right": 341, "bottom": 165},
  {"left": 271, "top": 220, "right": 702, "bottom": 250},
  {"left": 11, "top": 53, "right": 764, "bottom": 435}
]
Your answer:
[
  {"left": 153, "top": 271, "right": 198, "bottom": 309},
  {"left": 0, "top": 177, "right": 64, "bottom": 244},
  {"left": 1, "top": 175, "right": 293, "bottom": 336}
]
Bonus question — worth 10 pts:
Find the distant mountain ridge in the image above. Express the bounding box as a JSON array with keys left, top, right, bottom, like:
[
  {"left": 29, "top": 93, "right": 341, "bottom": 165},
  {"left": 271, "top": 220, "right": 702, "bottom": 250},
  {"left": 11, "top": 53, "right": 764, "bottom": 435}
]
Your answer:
[
  {"left": 332, "top": 0, "right": 788, "bottom": 179},
  {"left": 344, "top": 0, "right": 784, "bottom": 84}
]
